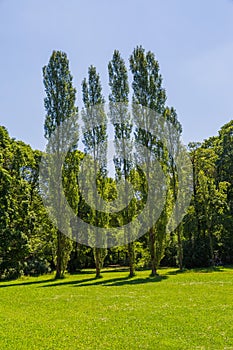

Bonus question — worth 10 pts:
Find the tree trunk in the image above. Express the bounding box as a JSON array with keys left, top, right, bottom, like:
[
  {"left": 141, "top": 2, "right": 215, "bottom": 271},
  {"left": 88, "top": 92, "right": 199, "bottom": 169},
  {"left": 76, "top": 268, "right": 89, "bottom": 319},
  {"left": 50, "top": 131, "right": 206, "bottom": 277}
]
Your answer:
[
  {"left": 177, "top": 225, "right": 183, "bottom": 271},
  {"left": 149, "top": 228, "right": 157, "bottom": 276},
  {"left": 192, "top": 157, "right": 201, "bottom": 239},
  {"left": 128, "top": 242, "right": 135, "bottom": 277},
  {"left": 55, "top": 230, "right": 63, "bottom": 279},
  {"left": 208, "top": 228, "right": 214, "bottom": 266},
  {"left": 95, "top": 248, "right": 102, "bottom": 279},
  {"left": 95, "top": 264, "right": 101, "bottom": 278}
]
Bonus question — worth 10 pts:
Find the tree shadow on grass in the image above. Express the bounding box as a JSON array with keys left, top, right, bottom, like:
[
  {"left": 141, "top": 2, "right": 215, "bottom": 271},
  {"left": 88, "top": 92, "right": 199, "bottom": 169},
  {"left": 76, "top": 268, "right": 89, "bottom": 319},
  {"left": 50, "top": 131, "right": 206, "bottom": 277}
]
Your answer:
[
  {"left": 165, "top": 266, "right": 227, "bottom": 276},
  {"left": 191, "top": 266, "right": 225, "bottom": 273},
  {"left": 0, "top": 273, "right": 167, "bottom": 289},
  {"left": 0, "top": 270, "right": 93, "bottom": 288},
  {"left": 1, "top": 266, "right": 231, "bottom": 289},
  {"left": 0, "top": 270, "right": 98, "bottom": 288},
  {"left": 0, "top": 278, "right": 55, "bottom": 288},
  {"left": 69, "top": 270, "right": 97, "bottom": 276},
  {"left": 41, "top": 277, "right": 97, "bottom": 288},
  {"left": 0, "top": 275, "right": 99, "bottom": 289},
  {"left": 165, "top": 269, "right": 188, "bottom": 276},
  {"left": 40, "top": 274, "right": 168, "bottom": 288},
  {"left": 77, "top": 274, "right": 168, "bottom": 287}
]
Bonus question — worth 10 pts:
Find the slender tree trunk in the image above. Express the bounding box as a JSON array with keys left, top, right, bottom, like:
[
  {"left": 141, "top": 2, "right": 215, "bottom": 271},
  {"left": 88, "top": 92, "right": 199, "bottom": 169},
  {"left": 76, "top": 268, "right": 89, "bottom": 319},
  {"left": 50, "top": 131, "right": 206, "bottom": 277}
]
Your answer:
[
  {"left": 55, "top": 230, "right": 63, "bottom": 279},
  {"left": 149, "top": 228, "right": 157, "bottom": 276},
  {"left": 94, "top": 248, "right": 102, "bottom": 278},
  {"left": 95, "top": 265, "right": 101, "bottom": 278},
  {"left": 122, "top": 135, "right": 135, "bottom": 278},
  {"left": 177, "top": 226, "right": 183, "bottom": 271},
  {"left": 207, "top": 222, "right": 214, "bottom": 266},
  {"left": 128, "top": 242, "right": 135, "bottom": 277},
  {"left": 192, "top": 156, "right": 201, "bottom": 239}
]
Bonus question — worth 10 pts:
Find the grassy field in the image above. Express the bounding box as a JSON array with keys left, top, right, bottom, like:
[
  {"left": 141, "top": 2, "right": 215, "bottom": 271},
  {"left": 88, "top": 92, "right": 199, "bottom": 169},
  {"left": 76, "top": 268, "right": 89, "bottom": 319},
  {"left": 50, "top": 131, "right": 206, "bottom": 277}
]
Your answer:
[{"left": 0, "top": 267, "right": 232, "bottom": 350}]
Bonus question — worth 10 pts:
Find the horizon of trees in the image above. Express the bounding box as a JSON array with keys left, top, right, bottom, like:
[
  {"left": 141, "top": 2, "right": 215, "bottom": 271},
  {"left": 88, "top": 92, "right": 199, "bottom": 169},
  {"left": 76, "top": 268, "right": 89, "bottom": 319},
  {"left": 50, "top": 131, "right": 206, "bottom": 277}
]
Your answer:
[{"left": 0, "top": 47, "right": 232, "bottom": 280}]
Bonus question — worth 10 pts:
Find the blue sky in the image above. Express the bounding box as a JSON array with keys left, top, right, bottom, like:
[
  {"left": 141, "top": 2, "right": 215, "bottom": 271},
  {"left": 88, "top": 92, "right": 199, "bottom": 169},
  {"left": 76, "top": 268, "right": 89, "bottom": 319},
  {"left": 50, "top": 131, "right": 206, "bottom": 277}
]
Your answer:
[{"left": 0, "top": 0, "right": 233, "bottom": 150}]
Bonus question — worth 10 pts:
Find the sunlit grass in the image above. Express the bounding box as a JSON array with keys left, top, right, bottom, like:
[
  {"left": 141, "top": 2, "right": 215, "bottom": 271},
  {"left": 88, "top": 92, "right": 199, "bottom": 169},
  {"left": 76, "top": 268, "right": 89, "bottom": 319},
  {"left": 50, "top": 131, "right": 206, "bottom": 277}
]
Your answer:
[{"left": 0, "top": 267, "right": 232, "bottom": 349}]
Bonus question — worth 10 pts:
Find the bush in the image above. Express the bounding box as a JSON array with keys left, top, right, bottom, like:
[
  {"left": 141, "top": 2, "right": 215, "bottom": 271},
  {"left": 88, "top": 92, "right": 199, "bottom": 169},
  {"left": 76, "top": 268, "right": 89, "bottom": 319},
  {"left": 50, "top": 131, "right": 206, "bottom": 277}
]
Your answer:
[{"left": 24, "top": 256, "right": 51, "bottom": 276}]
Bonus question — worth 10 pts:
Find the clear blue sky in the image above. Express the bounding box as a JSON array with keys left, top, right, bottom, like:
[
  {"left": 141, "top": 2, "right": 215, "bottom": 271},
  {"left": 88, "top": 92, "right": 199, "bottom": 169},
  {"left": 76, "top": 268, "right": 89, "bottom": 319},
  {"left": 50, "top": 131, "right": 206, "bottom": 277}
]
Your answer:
[{"left": 0, "top": 0, "right": 233, "bottom": 150}]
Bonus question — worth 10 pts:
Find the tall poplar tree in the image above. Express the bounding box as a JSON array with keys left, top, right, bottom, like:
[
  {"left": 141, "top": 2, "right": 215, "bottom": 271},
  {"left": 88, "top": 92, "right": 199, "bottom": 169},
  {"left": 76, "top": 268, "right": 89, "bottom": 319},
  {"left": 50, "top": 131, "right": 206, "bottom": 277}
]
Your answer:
[
  {"left": 129, "top": 46, "right": 167, "bottom": 276},
  {"left": 43, "top": 50, "right": 78, "bottom": 279},
  {"left": 81, "top": 65, "right": 108, "bottom": 278},
  {"left": 108, "top": 50, "right": 136, "bottom": 277},
  {"left": 165, "top": 107, "right": 184, "bottom": 270}
]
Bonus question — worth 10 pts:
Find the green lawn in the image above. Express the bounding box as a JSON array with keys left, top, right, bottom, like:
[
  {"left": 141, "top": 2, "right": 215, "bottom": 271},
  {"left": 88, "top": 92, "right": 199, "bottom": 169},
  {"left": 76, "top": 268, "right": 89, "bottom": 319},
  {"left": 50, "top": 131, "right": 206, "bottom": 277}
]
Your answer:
[{"left": 0, "top": 267, "right": 232, "bottom": 350}]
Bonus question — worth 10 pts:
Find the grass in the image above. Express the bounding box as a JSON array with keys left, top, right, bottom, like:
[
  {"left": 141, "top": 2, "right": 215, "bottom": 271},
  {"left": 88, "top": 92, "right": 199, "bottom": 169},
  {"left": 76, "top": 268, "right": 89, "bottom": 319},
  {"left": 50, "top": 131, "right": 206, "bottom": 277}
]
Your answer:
[{"left": 0, "top": 267, "right": 233, "bottom": 350}]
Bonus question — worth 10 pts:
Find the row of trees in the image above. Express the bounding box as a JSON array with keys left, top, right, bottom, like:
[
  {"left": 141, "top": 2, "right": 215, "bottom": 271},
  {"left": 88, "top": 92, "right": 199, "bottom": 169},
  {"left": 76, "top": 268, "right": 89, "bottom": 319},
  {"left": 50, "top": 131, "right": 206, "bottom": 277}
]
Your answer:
[{"left": 0, "top": 47, "right": 232, "bottom": 280}]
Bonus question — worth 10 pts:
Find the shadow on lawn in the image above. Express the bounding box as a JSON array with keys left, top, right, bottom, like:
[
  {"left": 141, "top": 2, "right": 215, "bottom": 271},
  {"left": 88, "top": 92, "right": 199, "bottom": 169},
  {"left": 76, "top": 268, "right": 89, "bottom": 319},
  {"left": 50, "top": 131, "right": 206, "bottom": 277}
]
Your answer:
[
  {"left": 78, "top": 274, "right": 168, "bottom": 287},
  {"left": 1, "top": 266, "right": 230, "bottom": 288},
  {"left": 165, "top": 266, "right": 226, "bottom": 276},
  {"left": 0, "top": 270, "right": 95, "bottom": 288},
  {"left": 0, "top": 272, "right": 167, "bottom": 289},
  {"left": 0, "top": 278, "right": 55, "bottom": 288},
  {"left": 40, "top": 274, "right": 168, "bottom": 288}
]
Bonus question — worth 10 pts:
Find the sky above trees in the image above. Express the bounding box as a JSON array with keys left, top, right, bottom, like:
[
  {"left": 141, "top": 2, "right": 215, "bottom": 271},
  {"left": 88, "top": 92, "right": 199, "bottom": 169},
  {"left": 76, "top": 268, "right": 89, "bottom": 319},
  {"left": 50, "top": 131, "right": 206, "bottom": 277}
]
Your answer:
[{"left": 0, "top": 0, "right": 233, "bottom": 150}]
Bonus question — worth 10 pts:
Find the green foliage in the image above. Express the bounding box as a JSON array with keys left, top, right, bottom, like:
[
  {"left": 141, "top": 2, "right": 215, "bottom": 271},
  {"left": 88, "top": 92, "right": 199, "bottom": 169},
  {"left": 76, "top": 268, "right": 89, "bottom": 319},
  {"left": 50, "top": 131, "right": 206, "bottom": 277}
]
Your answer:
[
  {"left": 43, "top": 51, "right": 77, "bottom": 139},
  {"left": 0, "top": 127, "right": 54, "bottom": 279},
  {"left": 183, "top": 135, "right": 230, "bottom": 268}
]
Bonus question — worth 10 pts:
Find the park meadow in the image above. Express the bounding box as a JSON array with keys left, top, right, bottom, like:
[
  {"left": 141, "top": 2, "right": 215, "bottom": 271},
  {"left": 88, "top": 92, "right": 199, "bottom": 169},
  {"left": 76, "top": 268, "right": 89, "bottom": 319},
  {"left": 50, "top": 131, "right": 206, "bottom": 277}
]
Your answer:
[{"left": 0, "top": 266, "right": 233, "bottom": 349}]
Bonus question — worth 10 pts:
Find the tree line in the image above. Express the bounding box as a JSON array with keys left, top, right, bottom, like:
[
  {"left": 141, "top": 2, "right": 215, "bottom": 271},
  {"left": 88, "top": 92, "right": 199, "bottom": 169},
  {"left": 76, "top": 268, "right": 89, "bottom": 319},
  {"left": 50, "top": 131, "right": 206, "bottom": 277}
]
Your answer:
[{"left": 0, "top": 47, "right": 232, "bottom": 280}]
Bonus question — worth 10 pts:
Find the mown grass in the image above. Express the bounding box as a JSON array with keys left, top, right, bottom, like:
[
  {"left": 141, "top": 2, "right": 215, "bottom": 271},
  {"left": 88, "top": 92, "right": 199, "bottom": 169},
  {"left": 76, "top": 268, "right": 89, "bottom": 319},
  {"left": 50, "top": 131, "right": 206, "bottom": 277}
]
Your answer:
[{"left": 0, "top": 266, "right": 233, "bottom": 349}]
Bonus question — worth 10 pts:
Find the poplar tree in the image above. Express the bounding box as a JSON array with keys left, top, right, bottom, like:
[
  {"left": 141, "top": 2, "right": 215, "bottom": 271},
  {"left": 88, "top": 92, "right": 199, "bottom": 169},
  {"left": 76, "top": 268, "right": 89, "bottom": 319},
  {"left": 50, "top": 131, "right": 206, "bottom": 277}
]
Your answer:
[
  {"left": 43, "top": 50, "right": 77, "bottom": 279},
  {"left": 129, "top": 46, "right": 167, "bottom": 275},
  {"left": 108, "top": 50, "right": 136, "bottom": 277},
  {"left": 81, "top": 65, "right": 108, "bottom": 278},
  {"left": 165, "top": 107, "right": 184, "bottom": 270}
]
